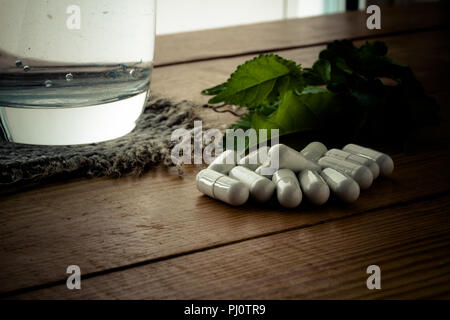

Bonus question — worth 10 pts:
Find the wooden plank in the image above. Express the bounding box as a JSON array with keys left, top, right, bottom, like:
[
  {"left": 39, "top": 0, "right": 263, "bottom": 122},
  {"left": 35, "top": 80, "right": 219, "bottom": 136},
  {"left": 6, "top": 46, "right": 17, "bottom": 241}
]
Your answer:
[
  {"left": 154, "top": 3, "right": 449, "bottom": 66},
  {"left": 13, "top": 194, "right": 450, "bottom": 299},
  {"left": 1, "top": 27, "right": 450, "bottom": 294},
  {"left": 1, "top": 149, "right": 450, "bottom": 295}
]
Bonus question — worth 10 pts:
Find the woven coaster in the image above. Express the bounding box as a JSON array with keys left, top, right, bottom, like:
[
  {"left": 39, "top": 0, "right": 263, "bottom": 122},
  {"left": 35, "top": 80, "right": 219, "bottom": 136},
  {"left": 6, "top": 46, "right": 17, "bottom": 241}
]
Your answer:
[{"left": 0, "top": 97, "right": 201, "bottom": 187}]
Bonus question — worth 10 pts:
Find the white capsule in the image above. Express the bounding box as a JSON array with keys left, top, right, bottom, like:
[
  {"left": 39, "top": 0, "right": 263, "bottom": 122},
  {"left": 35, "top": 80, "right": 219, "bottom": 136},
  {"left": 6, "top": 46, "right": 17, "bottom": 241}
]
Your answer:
[
  {"left": 264, "top": 144, "right": 321, "bottom": 173},
  {"left": 298, "top": 170, "right": 330, "bottom": 205},
  {"left": 238, "top": 146, "right": 270, "bottom": 171},
  {"left": 320, "top": 168, "right": 360, "bottom": 203},
  {"left": 343, "top": 144, "right": 394, "bottom": 176},
  {"left": 318, "top": 156, "right": 373, "bottom": 190},
  {"left": 300, "top": 141, "right": 328, "bottom": 162},
  {"left": 254, "top": 165, "right": 273, "bottom": 180},
  {"left": 196, "top": 169, "right": 249, "bottom": 206},
  {"left": 326, "top": 148, "right": 380, "bottom": 179},
  {"left": 272, "top": 169, "right": 302, "bottom": 208},
  {"left": 207, "top": 150, "right": 236, "bottom": 174},
  {"left": 229, "top": 166, "right": 275, "bottom": 202}
]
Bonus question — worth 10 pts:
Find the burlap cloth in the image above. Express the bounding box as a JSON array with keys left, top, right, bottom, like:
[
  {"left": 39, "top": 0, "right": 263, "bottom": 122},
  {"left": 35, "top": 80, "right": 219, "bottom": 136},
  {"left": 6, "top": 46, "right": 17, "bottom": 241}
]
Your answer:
[{"left": 0, "top": 97, "right": 202, "bottom": 187}]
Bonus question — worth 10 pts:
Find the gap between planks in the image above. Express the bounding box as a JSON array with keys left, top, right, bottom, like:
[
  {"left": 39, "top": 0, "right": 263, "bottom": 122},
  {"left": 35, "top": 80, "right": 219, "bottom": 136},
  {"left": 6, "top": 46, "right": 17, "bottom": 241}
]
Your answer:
[
  {"left": 154, "top": 25, "right": 447, "bottom": 68},
  {"left": 2, "top": 188, "right": 450, "bottom": 299},
  {"left": 11, "top": 192, "right": 450, "bottom": 299},
  {"left": 1, "top": 149, "right": 450, "bottom": 295},
  {"left": 153, "top": 2, "right": 449, "bottom": 67}
]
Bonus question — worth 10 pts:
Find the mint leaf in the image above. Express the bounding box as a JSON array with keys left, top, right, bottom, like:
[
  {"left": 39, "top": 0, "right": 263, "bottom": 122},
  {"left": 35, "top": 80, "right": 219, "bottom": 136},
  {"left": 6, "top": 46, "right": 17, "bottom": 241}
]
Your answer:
[
  {"left": 312, "top": 59, "right": 331, "bottom": 82},
  {"left": 204, "top": 39, "right": 439, "bottom": 148},
  {"left": 317, "top": 39, "right": 440, "bottom": 142},
  {"left": 251, "top": 89, "right": 340, "bottom": 136},
  {"left": 201, "top": 83, "right": 226, "bottom": 96},
  {"left": 208, "top": 54, "right": 304, "bottom": 108},
  {"left": 228, "top": 103, "right": 279, "bottom": 131}
]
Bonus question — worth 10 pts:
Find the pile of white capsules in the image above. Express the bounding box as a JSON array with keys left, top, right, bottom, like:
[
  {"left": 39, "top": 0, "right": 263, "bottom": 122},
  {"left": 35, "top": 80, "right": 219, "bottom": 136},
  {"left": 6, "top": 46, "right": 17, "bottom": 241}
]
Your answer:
[{"left": 196, "top": 143, "right": 394, "bottom": 208}]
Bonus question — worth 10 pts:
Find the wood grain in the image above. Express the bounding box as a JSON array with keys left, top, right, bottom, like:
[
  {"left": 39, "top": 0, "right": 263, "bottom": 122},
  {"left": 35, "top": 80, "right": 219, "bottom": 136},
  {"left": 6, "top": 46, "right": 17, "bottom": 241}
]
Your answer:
[
  {"left": 1, "top": 5, "right": 449, "bottom": 299},
  {"left": 151, "top": 30, "right": 450, "bottom": 107},
  {"left": 154, "top": 2, "right": 449, "bottom": 66},
  {"left": 1, "top": 149, "right": 450, "bottom": 295},
  {"left": 1, "top": 28, "right": 450, "bottom": 295},
  {"left": 13, "top": 194, "right": 450, "bottom": 299}
]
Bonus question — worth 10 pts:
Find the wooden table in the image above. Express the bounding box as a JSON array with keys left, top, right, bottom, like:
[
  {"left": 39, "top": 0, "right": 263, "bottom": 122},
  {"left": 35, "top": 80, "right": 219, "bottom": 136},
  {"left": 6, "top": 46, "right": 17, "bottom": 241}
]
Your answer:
[{"left": 1, "top": 3, "right": 450, "bottom": 299}]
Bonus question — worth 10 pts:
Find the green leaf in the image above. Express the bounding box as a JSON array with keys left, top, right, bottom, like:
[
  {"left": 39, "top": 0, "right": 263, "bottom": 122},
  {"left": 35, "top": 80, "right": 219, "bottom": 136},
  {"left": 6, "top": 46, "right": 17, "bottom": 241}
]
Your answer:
[
  {"left": 208, "top": 54, "right": 303, "bottom": 108},
  {"left": 312, "top": 59, "right": 331, "bottom": 82},
  {"left": 228, "top": 103, "right": 278, "bottom": 131},
  {"left": 201, "top": 83, "right": 226, "bottom": 96},
  {"left": 210, "top": 39, "right": 440, "bottom": 147},
  {"left": 335, "top": 58, "right": 353, "bottom": 75},
  {"left": 251, "top": 89, "right": 340, "bottom": 136}
]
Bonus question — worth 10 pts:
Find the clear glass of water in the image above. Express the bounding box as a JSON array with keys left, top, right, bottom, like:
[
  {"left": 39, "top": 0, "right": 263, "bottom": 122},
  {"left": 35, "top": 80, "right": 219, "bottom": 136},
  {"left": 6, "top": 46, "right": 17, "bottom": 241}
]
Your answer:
[{"left": 0, "top": 0, "right": 156, "bottom": 145}]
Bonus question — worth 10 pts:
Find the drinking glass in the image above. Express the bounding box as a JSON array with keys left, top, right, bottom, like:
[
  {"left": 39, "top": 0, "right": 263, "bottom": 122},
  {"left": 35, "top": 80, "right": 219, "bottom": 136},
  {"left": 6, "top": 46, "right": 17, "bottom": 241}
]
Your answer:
[{"left": 0, "top": 0, "right": 156, "bottom": 145}]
